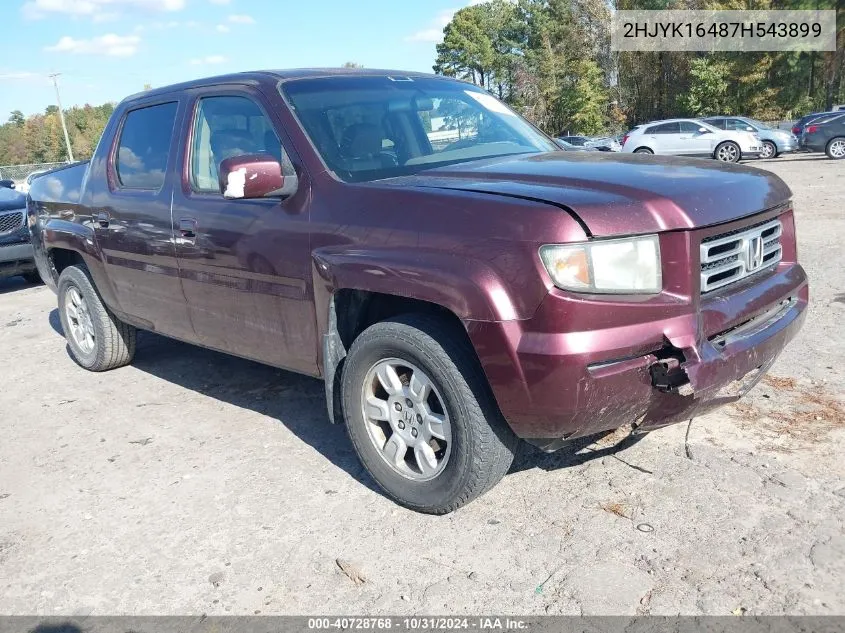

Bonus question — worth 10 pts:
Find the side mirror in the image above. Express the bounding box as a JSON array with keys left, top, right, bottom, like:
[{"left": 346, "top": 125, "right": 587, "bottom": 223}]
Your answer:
[
  {"left": 698, "top": 127, "right": 710, "bottom": 134},
  {"left": 218, "top": 153, "right": 295, "bottom": 199},
  {"left": 745, "top": 126, "right": 754, "bottom": 132}
]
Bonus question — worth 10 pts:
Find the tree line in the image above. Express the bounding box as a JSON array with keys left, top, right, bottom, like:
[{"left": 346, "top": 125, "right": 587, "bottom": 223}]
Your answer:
[
  {"left": 0, "top": 103, "right": 115, "bottom": 166},
  {"left": 434, "top": 0, "right": 845, "bottom": 135}
]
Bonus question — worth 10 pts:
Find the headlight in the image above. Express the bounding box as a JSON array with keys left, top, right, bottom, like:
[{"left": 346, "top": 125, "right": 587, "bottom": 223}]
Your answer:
[{"left": 539, "top": 235, "right": 662, "bottom": 294}]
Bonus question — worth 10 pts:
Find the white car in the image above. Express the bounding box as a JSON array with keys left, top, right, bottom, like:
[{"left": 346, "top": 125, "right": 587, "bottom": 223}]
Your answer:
[{"left": 621, "top": 119, "right": 762, "bottom": 162}]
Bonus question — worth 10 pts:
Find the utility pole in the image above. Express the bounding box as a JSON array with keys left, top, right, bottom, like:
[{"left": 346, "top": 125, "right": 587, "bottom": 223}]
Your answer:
[{"left": 48, "top": 73, "right": 74, "bottom": 163}]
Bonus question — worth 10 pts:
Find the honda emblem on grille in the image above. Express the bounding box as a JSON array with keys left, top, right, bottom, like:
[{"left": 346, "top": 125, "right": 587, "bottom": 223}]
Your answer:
[{"left": 746, "top": 236, "right": 764, "bottom": 271}]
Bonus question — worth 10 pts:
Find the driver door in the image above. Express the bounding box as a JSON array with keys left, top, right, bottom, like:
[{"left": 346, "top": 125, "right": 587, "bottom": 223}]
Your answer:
[{"left": 678, "top": 121, "right": 714, "bottom": 156}]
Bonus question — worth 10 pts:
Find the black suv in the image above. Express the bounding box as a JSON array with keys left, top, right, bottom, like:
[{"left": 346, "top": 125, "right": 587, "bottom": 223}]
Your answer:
[{"left": 0, "top": 186, "right": 39, "bottom": 283}]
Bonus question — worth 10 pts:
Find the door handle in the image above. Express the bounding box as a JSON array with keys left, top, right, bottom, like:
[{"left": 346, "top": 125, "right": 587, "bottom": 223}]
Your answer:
[
  {"left": 178, "top": 218, "right": 197, "bottom": 241},
  {"left": 95, "top": 211, "right": 110, "bottom": 227}
]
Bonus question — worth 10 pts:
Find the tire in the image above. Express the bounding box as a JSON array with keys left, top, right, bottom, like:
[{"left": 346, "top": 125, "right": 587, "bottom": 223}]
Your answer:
[
  {"left": 715, "top": 141, "right": 741, "bottom": 163},
  {"left": 760, "top": 140, "right": 778, "bottom": 159},
  {"left": 341, "top": 313, "right": 518, "bottom": 514},
  {"left": 22, "top": 271, "right": 43, "bottom": 284},
  {"left": 57, "top": 264, "right": 136, "bottom": 371},
  {"left": 825, "top": 137, "right": 845, "bottom": 160},
  {"left": 633, "top": 147, "right": 653, "bottom": 154}
]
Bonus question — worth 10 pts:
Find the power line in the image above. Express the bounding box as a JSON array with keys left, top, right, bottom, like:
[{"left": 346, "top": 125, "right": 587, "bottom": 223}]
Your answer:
[{"left": 48, "top": 73, "right": 75, "bottom": 163}]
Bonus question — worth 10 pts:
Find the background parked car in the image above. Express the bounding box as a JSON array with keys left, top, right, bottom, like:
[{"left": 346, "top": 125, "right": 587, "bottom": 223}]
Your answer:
[
  {"left": 584, "top": 136, "right": 622, "bottom": 152},
  {"left": 621, "top": 119, "right": 762, "bottom": 162},
  {"left": 0, "top": 186, "right": 39, "bottom": 283},
  {"left": 791, "top": 111, "right": 841, "bottom": 137},
  {"left": 0, "top": 179, "right": 15, "bottom": 189},
  {"left": 557, "top": 135, "right": 591, "bottom": 147},
  {"left": 554, "top": 138, "right": 598, "bottom": 151},
  {"left": 703, "top": 116, "right": 798, "bottom": 159},
  {"left": 800, "top": 113, "right": 845, "bottom": 159}
]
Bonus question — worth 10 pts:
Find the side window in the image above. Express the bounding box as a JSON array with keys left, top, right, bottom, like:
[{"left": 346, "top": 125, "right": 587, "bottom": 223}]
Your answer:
[
  {"left": 679, "top": 121, "right": 703, "bottom": 133},
  {"left": 116, "top": 102, "right": 178, "bottom": 189},
  {"left": 190, "top": 95, "right": 288, "bottom": 193},
  {"left": 705, "top": 118, "right": 726, "bottom": 130},
  {"left": 727, "top": 119, "right": 751, "bottom": 131},
  {"left": 648, "top": 122, "right": 679, "bottom": 134}
]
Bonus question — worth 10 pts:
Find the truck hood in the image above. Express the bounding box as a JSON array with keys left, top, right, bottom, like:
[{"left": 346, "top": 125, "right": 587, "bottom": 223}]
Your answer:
[{"left": 384, "top": 152, "right": 791, "bottom": 237}]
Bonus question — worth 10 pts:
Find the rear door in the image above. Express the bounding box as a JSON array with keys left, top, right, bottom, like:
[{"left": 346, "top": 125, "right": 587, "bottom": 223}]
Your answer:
[
  {"left": 646, "top": 122, "right": 681, "bottom": 154},
  {"left": 93, "top": 98, "right": 194, "bottom": 339},
  {"left": 170, "top": 87, "right": 316, "bottom": 374}
]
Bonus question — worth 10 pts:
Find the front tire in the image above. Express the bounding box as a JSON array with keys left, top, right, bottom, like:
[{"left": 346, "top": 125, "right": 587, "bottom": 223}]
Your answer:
[
  {"left": 633, "top": 147, "right": 653, "bottom": 154},
  {"left": 760, "top": 140, "right": 778, "bottom": 159},
  {"left": 22, "top": 271, "right": 43, "bottom": 285},
  {"left": 341, "top": 314, "right": 517, "bottom": 514},
  {"left": 57, "top": 265, "right": 136, "bottom": 371},
  {"left": 825, "top": 137, "right": 845, "bottom": 159},
  {"left": 715, "top": 141, "right": 741, "bottom": 163}
]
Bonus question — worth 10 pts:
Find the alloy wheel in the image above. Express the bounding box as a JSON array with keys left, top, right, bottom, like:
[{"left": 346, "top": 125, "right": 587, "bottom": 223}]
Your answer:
[
  {"left": 361, "top": 358, "right": 452, "bottom": 481},
  {"left": 760, "top": 142, "right": 776, "bottom": 159},
  {"left": 65, "top": 286, "right": 96, "bottom": 354},
  {"left": 829, "top": 139, "right": 845, "bottom": 159},
  {"left": 717, "top": 143, "right": 739, "bottom": 162}
]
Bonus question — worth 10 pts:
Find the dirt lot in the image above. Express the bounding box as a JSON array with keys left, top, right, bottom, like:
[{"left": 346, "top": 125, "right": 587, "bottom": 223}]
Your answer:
[{"left": 0, "top": 153, "right": 843, "bottom": 616}]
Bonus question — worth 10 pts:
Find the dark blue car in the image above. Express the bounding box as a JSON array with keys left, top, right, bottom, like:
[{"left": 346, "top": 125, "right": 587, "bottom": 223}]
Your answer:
[{"left": 0, "top": 185, "right": 40, "bottom": 283}]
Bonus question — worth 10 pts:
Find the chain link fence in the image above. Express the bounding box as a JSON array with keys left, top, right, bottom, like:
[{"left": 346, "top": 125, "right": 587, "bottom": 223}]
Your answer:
[{"left": 0, "top": 162, "right": 68, "bottom": 184}]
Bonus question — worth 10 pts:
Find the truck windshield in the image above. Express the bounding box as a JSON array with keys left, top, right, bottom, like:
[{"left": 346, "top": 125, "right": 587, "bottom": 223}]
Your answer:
[{"left": 281, "top": 76, "right": 557, "bottom": 182}]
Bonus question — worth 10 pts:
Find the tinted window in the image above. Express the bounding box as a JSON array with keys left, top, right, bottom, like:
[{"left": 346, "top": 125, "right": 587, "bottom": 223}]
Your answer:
[
  {"left": 647, "top": 122, "right": 680, "bottom": 134},
  {"left": 282, "top": 76, "right": 556, "bottom": 183},
  {"left": 190, "top": 95, "right": 287, "bottom": 192},
  {"left": 704, "top": 118, "right": 726, "bottom": 129},
  {"left": 116, "top": 102, "right": 178, "bottom": 189},
  {"left": 679, "top": 121, "right": 704, "bottom": 133}
]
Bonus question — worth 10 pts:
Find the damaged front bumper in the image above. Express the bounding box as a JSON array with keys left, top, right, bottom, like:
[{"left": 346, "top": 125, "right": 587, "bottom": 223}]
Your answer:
[{"left": 466, "top": 260, "right": 808, "bottom": 452}]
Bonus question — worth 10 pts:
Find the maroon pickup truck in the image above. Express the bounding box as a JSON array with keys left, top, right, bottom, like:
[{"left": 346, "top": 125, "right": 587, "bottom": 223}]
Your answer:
[{"left": 28, "top": 68, "right": 808, "bottom": 513}]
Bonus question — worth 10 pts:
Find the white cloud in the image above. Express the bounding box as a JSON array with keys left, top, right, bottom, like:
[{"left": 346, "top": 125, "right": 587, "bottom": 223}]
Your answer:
[
  {"left": 216, "top": 23, "right": 230, "bottom": 32},
  {"left": 227, "top": 13, "right": 254, "bottom": 24},
  {"left": 189, "top": 55, "right": 228, "bottom": 65},
  {"left": 405, "top": 0, "right": 494, "bottom": 43},
  {"left": 45, "top": 33, "right": 141, "bottom": 57},
  {"left": 23, "top": 0, "right": 186, "bottom": 20}
]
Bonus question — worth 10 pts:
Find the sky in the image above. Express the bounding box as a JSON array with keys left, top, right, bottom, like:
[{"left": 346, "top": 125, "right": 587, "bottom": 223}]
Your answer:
[{"left": 0, "top": 0, "right": 475, "bottom": 117}]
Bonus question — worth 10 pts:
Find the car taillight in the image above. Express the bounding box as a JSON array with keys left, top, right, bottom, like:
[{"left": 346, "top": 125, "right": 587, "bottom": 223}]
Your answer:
[
  {"left": 806, "top": 125, "right": 819, "bottom": 134},
  {"left": 792, "top": 126, "right": 800, "bottom": 134},
  {"left": 621, "top": 134, "right": 629, "bottom": 147}
]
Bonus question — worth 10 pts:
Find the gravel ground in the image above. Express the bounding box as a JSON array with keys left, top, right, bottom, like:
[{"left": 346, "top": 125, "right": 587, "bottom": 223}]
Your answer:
[{"left": 0, "top": 153, "right": 843, "bottom": 616}]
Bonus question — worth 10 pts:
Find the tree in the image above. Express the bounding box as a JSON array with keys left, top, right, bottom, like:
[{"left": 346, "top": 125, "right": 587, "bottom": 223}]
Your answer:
[
  {"left": 559, "top": 59, "right": 609, "bottom": 135},
  {"left": 342, "top": 62, "right": 364, "bottom": 68},
  {"left": 8, "top": 111, "right": 24, "bottom": 127},
  {"left": 679, "top": 56, "right": 730, "bottom": 116}
]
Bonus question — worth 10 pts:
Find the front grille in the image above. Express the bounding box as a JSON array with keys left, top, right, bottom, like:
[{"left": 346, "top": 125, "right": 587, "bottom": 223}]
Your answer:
[
  {"left": 0, "top": 209, "right": 25, "bottom": 235},
  {"left": 700, "top": 218, "right": 782, "bottom": 293}
]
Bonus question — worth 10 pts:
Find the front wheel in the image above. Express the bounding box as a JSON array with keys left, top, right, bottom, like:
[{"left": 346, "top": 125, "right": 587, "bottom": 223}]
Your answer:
[
  {"left": 760, "top": 140, "right": 778, "bottom": 159},
  {"left": 826, "top": 137, "right": 845, "bottom": 159},
  {"left": 341, "top": 314, "right": 517, "bottom": 514},
  {"left": 715, "top": 141, "right": 741, "bottom": 163},
  {"left": 57, "top": 265, "right": 137, "bottom": 371},
  {"left": 633, "top": 147, "right": 653, "bottom": 154}
]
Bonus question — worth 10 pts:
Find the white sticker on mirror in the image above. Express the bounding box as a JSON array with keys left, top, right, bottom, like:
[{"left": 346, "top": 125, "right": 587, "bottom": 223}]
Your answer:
[
  {"left": 224, "top": 167, "right": 247, "bottom": 199},
  {"left": 464, "top": 90, "right": 516, "bottom": 116}
]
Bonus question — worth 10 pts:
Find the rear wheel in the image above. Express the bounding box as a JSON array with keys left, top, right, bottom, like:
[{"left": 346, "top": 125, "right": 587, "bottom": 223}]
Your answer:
[
  {"left": 341, "top": 313, "right": 517, "bottom": 514},
  {"left": 715, "top": 141, "right": 741, "bottom": 163},
  {"left": 633, "top": 147, "right": 653, "bottom": 154},
  {"left": 760, "top": 140, "right": 778, "bottom": 159},
  {"left": 57, "top": 265, "right": 136, "bottom": 371},
  {"left": 825, "top": 137, "right": 845, "bottom": 159}
]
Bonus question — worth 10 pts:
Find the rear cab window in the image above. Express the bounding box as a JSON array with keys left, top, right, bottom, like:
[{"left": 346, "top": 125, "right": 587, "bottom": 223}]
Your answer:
[{"left": 115, "top": 102, "right": 179, "bottom": 190}]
